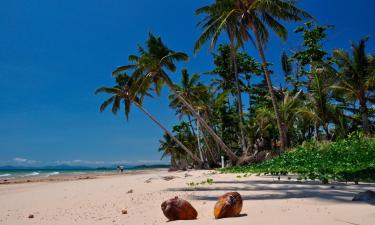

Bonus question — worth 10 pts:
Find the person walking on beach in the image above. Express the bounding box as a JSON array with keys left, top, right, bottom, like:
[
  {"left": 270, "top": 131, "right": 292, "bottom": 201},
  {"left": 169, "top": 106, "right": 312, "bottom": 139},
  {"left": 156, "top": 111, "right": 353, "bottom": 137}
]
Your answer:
[{"left": 119, "top": 165, "right": 124, "bottom": 173}]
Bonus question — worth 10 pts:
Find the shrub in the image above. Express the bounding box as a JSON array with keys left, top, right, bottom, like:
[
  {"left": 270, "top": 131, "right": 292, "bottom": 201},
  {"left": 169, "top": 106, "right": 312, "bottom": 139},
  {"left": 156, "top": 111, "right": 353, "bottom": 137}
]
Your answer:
[{"left": 220, "top": 132, "right": 375, "bottom": 183}]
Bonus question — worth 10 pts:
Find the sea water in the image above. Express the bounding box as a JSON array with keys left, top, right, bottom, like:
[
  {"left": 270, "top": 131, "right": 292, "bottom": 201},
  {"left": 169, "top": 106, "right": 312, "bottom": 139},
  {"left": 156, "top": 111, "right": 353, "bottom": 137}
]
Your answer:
[
  {"left": 0, "top": 169, "right": 114, "bottom": 180},
  {"left": 0, "top": 165, "right": 168, "bottom": 180}
]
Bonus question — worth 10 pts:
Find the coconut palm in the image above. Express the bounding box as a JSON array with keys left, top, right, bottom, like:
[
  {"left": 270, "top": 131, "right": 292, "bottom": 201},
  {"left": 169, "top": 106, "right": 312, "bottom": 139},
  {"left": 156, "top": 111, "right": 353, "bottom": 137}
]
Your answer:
[
  {"left": 95, "top": 74, "right": 203, "bottom": 166},
  {"left": 113, "top": 33, "right": 239, "bottom": 162},
  {"left": 158, "top": 133, "right": 188, "bottom": 170},
  {"left": 195, "top": 1, "right": 249, "bottom": 154},
  {"left": 253, "top": 107, "right": 274, "bottom": 140},
  {"left": 195, "top": 0, "right": 313, "bottom": 150},
  {"left": 169, "top": 69, "right": 206, "bottom": 119},
  {"left": 255, "top": 90, "right": 305, "bottom": 146},
  {"left": 169, "top": 69, "right": 208, "bottom": 162},
  {"left": 332, "top": 37, "right": 375, "bottom": 134}
]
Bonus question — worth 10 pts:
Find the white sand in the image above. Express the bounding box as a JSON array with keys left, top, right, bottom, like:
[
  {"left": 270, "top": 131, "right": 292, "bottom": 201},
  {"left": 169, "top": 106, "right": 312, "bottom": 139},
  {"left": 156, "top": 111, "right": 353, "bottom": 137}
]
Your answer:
[{"left": 0, "top": 169, "right": 374, "bottom": 225}]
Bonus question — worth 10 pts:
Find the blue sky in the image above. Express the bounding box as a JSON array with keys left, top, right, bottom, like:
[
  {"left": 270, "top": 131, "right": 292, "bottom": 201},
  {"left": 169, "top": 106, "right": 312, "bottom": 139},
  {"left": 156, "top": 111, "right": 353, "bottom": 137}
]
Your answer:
[{"left": 0, "top": 0, "right": 374, "bottom": 167}]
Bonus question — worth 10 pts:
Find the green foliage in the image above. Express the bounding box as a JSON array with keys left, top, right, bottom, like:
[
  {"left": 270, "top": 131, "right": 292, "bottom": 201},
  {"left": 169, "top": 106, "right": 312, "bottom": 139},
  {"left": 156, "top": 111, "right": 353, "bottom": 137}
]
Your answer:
[
  {"left": 331, "top": 37, "right": 375, "bottom": 134},
  {"left": 208, "top": 44, "right": 261, "bottom": 95},
  {"left": 284, "top": 22, "right": 333, "bottom": 90},
  {"left": 97, "top": 2, "right": 374, "bottom": 170},
  {"left": 186, "top": 178, "right": 214, "bottom": 187},
  {"left": 293, "top": 21, "right": 332, "bottom": 66},
  {"left": 221, "top": 132, "right": 375, "bottom": 183}
]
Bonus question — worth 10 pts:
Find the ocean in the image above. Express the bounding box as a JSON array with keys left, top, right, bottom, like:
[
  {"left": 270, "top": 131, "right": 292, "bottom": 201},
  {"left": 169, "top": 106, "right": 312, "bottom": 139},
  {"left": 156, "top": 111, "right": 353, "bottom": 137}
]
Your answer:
[
  {"left": 0, "top": 169, "right": 116, "bottom": 180},
  {"left": 0, "top": 165, "right": 169, "bottom": 180}
]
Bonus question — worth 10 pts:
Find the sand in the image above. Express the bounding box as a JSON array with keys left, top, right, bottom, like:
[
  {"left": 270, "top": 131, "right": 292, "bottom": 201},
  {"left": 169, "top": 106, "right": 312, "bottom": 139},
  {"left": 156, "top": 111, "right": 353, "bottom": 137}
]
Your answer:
[{"left": 0, "top": 169, "right": 374, "bottom": 225}]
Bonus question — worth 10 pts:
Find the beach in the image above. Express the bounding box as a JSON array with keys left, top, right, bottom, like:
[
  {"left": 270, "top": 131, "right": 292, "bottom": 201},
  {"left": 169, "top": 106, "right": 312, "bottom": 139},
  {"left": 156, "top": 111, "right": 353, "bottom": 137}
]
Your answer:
[
  {"left": 0, "top": 168, "right": 164, "bottom": 185},
  {"left": 0, "top": 169, "right": 374, "bottom": 225}
]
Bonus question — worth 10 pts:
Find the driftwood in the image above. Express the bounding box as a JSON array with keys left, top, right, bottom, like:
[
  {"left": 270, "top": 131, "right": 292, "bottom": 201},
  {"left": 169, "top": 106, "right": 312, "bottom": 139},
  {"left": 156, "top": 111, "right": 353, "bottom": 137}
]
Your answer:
[{"left": 236, "top": 151, "right": 273, "bottom": 165}]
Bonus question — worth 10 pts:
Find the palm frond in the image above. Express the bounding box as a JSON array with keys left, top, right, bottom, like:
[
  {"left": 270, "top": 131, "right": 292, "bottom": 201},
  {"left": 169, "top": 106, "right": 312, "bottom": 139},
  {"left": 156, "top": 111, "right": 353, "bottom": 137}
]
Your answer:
[
  {"left": 99, "top": 96, "right": 115, "bottom": 112},
  {"left": 112, "top": 65, "right": 135, "bottom": 76},
  {"left": 112, "top": 96, "right": 121, "bottom": 114},
  {"left": 95, "top": 87, "right": 120, "bottom": 95}
]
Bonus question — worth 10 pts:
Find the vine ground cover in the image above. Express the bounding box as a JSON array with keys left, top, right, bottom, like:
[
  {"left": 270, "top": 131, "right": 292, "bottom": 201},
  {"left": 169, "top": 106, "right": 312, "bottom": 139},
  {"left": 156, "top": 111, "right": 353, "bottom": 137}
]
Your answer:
[{"left": 221, "top": 132, "right": 375, "bottom": 184}]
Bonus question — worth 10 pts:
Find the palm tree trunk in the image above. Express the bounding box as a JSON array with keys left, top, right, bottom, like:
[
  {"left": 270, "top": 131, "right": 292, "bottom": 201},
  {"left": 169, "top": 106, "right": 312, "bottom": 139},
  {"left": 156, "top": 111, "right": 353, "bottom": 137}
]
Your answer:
[
  {"left": 253, "top": 27, "right": 287, "bottom": 151},
  {"left": 229, "top": 40, "right": 248, "bottom": 155},
  {"left": 247, "top": 80, "right": 252, "bottom": 113},
  {"left": 196, "top": 110, "right": 204, "bottom": 162},
  {"left": 359, "top": 98, "right": 370, "bottom": 134},
  {"left": 187, "top": 115, "right": 197, "bottom": 139},
  {"left": 166, "top": 84, "right": 239, "bottom": 163},
  {"left": 134, "top": 102, "right": 203, "bottom": 166},
  {"left": 314, "top": 122, "right": 319, "bottom": 140},
  {"left": 187, "top": 114, "right": 202, "bottom": 157},
  {"left": 170, "top": 154, "right": 178, "bottom": 170},
  {"left": 247, "top": 80, "right": 253, "bottom": 154},
  {"left": 201, "top": 127, "right": 217, "bottom": 164}
]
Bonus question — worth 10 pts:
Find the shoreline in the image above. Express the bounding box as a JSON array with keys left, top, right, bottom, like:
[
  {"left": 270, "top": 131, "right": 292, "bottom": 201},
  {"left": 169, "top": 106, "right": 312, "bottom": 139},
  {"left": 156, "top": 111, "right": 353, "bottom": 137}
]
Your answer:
[{"left": 0, "top": 168, "right": 168, "bottom": 185}]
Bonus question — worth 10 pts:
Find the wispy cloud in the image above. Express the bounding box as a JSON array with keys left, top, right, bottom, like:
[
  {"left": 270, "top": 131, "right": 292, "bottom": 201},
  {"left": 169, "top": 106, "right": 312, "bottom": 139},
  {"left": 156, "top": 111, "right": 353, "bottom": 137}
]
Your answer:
[
  {"left": 54, "top": 159, "right": 107, "bottom": 165},
  {"left": 13, "top": 157, "right": 38, "bottom": 164}
]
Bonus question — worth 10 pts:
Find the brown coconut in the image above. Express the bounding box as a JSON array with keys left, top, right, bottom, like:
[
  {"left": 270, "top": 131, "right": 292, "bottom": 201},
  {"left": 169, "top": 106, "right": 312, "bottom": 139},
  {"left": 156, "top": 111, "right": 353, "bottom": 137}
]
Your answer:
[
  {"left": 214, "top": 192, "right": 242, "bottom": 219},
  {"left": 161, "top": 196, "right": 198, "bottom": 221}
]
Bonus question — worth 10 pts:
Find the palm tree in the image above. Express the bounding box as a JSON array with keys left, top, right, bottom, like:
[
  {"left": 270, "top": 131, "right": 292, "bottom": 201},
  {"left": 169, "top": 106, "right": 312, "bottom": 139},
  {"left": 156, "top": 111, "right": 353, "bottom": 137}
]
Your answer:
[
  {"left": 332, "top": 37, "right": 375, "bottom": 134},
  {"left": 113, "top": 33, "right": 239, "bottom": 162},
  {"left": 240, "top": 0, "right": 312, "bottom": 150},
  {"left": 158, "top": 133, "right": 187, "bottom": 170},
  {"left": 283, "top": 51, "right": 338, "bottom": 139},
  {"left": 195, "top": 0, "right": 312, "bottom": 150},
  {"left": 169, "top": 69, "right": 206, "bottom": 121},
  {"left": 169, "top": 69, "right": 208, "bottom": 162},
  {"left": 95, "top": 74, "right": 204, "bottom": 166},
  {"left": 195, "top": 1, "right": 249, "bottom": 154},
  {"left": 253, "top": 107, "right": 274, "bottom": 140},
  {"left": 279, "top": 90, "right": 303, "bottom": 142}
]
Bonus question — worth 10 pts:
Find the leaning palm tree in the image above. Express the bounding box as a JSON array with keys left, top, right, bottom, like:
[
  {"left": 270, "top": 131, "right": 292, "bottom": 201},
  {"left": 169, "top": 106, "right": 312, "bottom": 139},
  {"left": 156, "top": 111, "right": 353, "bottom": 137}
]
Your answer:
[
  {"left": 195, "top": 1, "right": 249, "bottom": 153},
  {"left": 195, "top": 0, "right": 312, "bottom": 150},
  {"left": 169, "top": 69, "right": 208, "bottom": 162},
  {"left": 158, "top": 133, "right": 186, "bottom": 170},
  {"left": 332, "top": 37, "right": 375, "bottom": 134},
  {"left": 113, "top": 33, "right": 239, "bottom": 163},
  {"left": 95, "top": 74, "right": 204, "bottom": 166},
  {"left": 169, "top": 69, "right": 206, "bottom": 121}
]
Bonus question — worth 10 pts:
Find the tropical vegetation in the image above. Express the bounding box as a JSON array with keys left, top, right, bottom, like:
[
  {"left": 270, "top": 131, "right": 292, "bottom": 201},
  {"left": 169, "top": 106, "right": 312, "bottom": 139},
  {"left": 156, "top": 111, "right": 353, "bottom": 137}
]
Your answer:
[
  {"left": 221, "top": 132, "right": 375, "bottom": 184},
  {"left": 96, "top": 0, "right": 374, "bottom": 174}
]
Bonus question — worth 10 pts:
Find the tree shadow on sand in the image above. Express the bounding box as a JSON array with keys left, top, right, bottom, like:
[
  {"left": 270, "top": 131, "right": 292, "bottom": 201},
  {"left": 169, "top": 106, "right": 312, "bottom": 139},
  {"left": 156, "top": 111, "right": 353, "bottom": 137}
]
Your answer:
[{"left": 166, "top": 178, "right": 375, "bottom": 205}]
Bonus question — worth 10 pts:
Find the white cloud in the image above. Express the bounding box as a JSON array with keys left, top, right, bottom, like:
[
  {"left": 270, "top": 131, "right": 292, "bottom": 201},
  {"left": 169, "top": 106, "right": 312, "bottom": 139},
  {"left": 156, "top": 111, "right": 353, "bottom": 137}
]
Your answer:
[
  {"left": 13, "top": 157, "right": 37, "bottom": 164},
  {"left": 13, "top": 157, "right": 27, "bottom": 162},
  {"left": 54, "top": 159, "right": 107, "bottom": 165}
]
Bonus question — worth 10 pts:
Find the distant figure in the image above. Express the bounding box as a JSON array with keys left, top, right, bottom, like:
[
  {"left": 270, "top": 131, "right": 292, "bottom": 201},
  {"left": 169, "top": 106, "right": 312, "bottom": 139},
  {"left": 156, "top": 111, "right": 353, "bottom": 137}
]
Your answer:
[
  {"left": 116, "top": 165, "right": 120, "bottom": 173},
  {"left": 120, "top": 165, "right": 124, "bottom": 173}
]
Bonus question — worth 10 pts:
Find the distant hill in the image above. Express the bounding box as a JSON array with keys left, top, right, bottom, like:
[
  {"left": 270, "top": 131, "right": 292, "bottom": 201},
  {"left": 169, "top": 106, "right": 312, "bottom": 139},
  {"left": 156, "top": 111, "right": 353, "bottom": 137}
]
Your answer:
[{"left": 130, "top": 164, "right": 170, "bottom": 170}]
